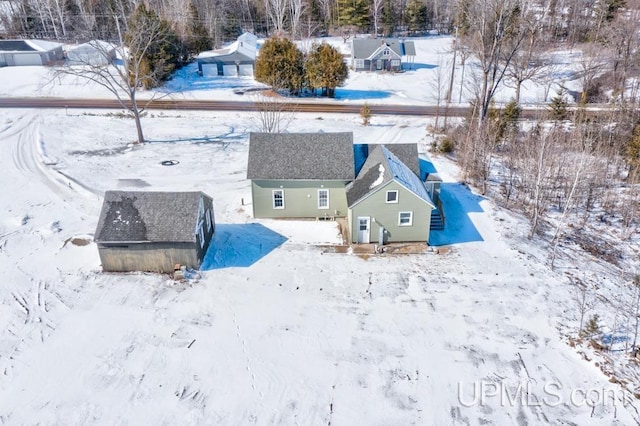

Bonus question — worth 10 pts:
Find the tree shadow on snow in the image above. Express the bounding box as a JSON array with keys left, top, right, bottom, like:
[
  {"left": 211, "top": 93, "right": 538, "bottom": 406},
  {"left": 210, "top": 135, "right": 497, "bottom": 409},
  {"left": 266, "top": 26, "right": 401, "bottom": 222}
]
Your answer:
[
  {"left": 201, "top": 223, "right": 287, "bottom": 270},
  {"left": 333, "top": 89, "right": 391, "bottom": 100},
  {"left": 429, "top": 182, "right": 485, "bottom": 246}
]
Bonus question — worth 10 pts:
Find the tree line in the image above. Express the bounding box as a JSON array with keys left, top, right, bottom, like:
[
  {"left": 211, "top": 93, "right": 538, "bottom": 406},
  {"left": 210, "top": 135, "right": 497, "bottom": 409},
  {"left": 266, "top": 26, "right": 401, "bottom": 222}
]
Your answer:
[{"left": 1, "top": 0, "right": 632, "bottom": 46}]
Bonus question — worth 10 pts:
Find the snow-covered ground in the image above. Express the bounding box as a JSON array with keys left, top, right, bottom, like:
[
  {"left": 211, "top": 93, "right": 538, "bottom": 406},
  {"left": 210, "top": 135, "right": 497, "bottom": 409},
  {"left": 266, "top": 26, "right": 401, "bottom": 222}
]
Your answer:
[
  {"left": 0, "top": 35, "right": 638, "bottom": 424},
  {"left": 0, "top": 36, "right": 584, "bottom": 106}
]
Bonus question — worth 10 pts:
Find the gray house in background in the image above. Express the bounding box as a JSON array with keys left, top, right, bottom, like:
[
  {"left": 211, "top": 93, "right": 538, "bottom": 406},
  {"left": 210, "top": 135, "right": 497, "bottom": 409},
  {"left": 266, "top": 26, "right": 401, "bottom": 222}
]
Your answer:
[
  {"left": 197, "top": 32, "right": 257, "bottom": 77},
  {"left": 95, "top": 191, "right": 215, "bottom": 273},
  {"left": 347, "top": 145, "right": 436, "bottom": 243},
  {"left": 351, "top": 39, "right": 416, "bottom": 72},
  {"left": 247, "top": 132, "right": 354, "bottom": 219},
  {"left": 0, "top": 39, "right": 64, "bottom": 67}
]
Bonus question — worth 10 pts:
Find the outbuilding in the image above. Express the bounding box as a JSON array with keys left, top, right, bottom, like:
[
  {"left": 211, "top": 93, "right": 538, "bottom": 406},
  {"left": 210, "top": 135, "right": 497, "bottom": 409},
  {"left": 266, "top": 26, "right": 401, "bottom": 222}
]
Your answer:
[
  {"left": 0, "top": 39, "right": 64, "bottom": 67},
  {"left": 95, "top": 191, "right": 215, "bottom": 273}
]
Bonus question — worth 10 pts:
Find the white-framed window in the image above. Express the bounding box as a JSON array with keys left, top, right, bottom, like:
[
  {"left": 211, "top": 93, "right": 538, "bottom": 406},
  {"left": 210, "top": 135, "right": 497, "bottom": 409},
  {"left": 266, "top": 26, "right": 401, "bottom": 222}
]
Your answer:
[
  {"left": 198, "top": 225, "right": 205, "bottom": 247},
  {"left": 383, "top": 48, "right": 390, "bottom": 56},
  {"left": 386, "top": 190, "right": 399, "bottom": 203},
  {"left": 206, "top": 209, "right": 212, "bottom": 231},
  {"left": 398, "top": 211, "right": 413, "bottom": 226},
  {"left": 391, "top": 59, "right": 400, "bottom": 67},
  {"left": 318, "top": 189, "right": 329, "bottom": 209},
  {"left": 272, "top": 189, "right": 284, "bottom": 209},
  {"left": 355, "top": 59, "right": 364, "bottom": 68}
]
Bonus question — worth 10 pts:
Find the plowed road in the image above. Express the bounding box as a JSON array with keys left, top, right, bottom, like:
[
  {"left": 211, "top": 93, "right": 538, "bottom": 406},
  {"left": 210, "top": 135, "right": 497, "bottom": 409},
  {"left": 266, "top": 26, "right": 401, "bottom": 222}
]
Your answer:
[{"left": 0, "top": 97, "right": 553, "bottom": 118}]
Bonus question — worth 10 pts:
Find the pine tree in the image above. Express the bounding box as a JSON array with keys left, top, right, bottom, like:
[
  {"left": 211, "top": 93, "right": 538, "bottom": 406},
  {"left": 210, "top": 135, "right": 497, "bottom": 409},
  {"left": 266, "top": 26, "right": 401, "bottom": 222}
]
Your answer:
[
  {"left": 126, "top": 3, "right": 181, "bottom": 89},
  {"left": 306, "top": 43, "right": 349, "bottom": 98},
  {"left": 548, "top": 90, "right": 569, "bottom": 122},
  {"left": 182, "top": 1, "right": 212, "bottom": 60},
  {"left": 254, "top": 36, "right": 305, "bottom": 95},
  {"left": 338, "top": 0, "right": 370, "bottom": 30},
  {"left": 405, "top": 0, "right": 427, "bottom": 34}
]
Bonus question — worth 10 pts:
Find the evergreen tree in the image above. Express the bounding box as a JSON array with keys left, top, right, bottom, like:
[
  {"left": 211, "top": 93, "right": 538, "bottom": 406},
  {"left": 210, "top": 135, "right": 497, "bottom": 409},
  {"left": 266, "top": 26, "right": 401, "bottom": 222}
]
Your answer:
[
  {"left": 306, "top": 43, "right": 349, "bottom": 98},
  {"left": 126, "top": 3, "right": 181, "bottom": 89},
  {"left": 254, "top": 36, "right": 305, "bottom": 94},
  {"left": 338, "top": 0, "right": 370, "bottom": 30},
  {"left": 382, "top": 0, "right": 395, "bottom": 36},
  {"left": 405, "top": 0, "right": 427, "bottom": 34},
  {"left": 548, "top": 90, "right": 569, "bottom": 122},
  {"left": 182, "top": 1, "right": 212, "bottom": 60}
]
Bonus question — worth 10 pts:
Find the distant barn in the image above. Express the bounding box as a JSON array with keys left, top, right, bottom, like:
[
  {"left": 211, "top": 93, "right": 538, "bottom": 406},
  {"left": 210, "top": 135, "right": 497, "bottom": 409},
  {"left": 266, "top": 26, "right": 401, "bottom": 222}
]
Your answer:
[
  {"left": 0, "top": 39, "right": 64, "bottom": 67},
  {"left": 95, "top": 191, "right": 215, "bottom": 273}
]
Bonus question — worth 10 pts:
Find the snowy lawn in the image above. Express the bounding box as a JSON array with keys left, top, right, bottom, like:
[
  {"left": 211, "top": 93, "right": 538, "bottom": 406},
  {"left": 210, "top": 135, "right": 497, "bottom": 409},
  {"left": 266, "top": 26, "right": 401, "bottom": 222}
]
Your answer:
[{"left": 0, "top": 108, "right": 638, "bottom": 424}]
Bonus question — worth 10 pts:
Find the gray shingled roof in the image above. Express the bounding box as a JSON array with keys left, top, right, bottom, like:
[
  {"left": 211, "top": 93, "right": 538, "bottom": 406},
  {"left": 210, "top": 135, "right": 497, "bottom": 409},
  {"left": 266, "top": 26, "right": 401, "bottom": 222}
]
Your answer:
[
  {"left": 347, "top": 145, "right": 434, "bottom": 207},
  {"left": 352, "top": 39, "right": 408, "bottom": 59},
  {"left": 0, "top": 40, "right": 36, "bottom": 52},
  {"left": 375, "top": 143, "right": 419, "bottom": 176},
  {"left": 95, "top": 191, "right": 210, "bottom": 243},
  {"left": 404, "top": 41, "right": 416, "bottom": 56},
  {"left": 247, "top": 132, "right": 355, "bottom": 180},
  {"left": 197, "top": 50, "right": 254, "bottom": 65}
]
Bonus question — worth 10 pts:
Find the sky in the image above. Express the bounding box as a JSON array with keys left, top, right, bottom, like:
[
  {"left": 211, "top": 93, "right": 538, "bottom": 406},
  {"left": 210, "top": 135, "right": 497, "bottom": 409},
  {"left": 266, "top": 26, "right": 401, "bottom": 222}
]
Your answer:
[{"left": 0, "top": 36, "right": 638, "bottom": 425}]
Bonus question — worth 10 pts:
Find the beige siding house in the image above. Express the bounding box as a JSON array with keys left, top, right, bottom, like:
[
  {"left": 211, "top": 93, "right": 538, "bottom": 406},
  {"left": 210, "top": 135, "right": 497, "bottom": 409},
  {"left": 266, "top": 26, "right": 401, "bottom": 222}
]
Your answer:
[{"left": 95, "top": 191, "right": 215, "bottom": 273}]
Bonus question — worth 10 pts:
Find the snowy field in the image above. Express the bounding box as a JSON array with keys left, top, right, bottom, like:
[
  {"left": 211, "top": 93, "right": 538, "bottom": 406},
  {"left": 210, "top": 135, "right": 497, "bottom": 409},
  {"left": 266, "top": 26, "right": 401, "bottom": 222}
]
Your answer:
[{"left": 0, "top": 36, "right": 638, "bottom": 425}]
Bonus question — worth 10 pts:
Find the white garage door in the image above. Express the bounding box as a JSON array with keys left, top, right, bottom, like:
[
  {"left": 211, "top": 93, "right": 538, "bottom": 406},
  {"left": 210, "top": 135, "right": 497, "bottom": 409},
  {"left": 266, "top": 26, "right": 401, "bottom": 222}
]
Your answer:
[
  {"left": 201, "top": 64, "right": 219, "bottom": 78},
  {"left": 223, "top": 64, "right": 238, "bottom": 77},
  {"left": 13, "top": 53, "right": 43, "bottom": 66},
  {"left": 238, "top": 64, "right": 253, "bottom": 76}
]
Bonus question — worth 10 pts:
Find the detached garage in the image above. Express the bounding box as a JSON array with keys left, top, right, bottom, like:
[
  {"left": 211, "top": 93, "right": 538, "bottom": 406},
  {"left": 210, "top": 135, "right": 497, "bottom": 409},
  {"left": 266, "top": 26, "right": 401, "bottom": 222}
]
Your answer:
[
  {"left": 196, "top": 32, "right": 256, "bottom": 77},
  {"left": 0, "top": 39, "right": 64, "bottom": 67},
  {"left": 95, "top": 191, "right": 215, "bottom": 273}
]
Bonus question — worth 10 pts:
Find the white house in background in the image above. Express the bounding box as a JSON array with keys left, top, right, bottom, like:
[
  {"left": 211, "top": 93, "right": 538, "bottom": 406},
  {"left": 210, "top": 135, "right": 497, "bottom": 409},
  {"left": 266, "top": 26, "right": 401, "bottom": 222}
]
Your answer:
[
  {"left": 0, "top": 39, "right": 64, "bottom": 66},
  {"left": 66, "top": 40, "right": 116, "bottom": 66},
  {"left": 196, "top": 32, "right": 257, "bottom": 77}
]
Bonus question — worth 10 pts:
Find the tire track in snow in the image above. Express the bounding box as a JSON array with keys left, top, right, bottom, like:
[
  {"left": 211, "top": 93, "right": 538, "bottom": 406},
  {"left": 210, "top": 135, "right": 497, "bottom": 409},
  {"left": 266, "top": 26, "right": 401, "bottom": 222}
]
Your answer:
[{"left": 7, "top": 113, "right": 100, "bottom": 208}]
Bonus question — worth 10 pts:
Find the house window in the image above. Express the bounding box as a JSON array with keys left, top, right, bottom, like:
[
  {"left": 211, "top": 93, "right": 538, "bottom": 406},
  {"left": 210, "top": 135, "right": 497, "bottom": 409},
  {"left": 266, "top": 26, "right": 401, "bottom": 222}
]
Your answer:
[
  {"left": 355, "top": 59, "right": 364, "bottom": 68},
  {"left": 386, "top": 190, "right": 399, "bottom": 203},
  {"left": 399, "top": 211, "right": 413, "bottom": 226},
  {"left": 273, "top": 189, "right": 284, "bottom": 209},
  {"left": 198, "top": 225, "right": 205, "bottom": 247},
  {"left": 383, "top": 49, "right": 390, "bottom": 56},
  {"left": 318, "top": 189, "right": 329, "bottom": 209},
  {"left": 206, "top": 209, "right": 212, "bottom": 231},
  {"left": 391, "top": 59, "right": 400, "bottom": 67}
]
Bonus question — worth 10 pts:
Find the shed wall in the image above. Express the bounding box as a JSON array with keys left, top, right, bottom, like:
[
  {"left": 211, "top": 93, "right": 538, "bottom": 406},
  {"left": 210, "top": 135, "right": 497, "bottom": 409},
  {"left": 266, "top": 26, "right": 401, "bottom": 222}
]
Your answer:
[{"left": 98, "top": 242, "right": 199, "bottom": 273}]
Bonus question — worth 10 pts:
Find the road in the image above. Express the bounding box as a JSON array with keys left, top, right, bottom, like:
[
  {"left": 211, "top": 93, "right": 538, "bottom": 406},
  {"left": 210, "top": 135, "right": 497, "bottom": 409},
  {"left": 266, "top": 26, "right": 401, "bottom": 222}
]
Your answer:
[{"left": 0, "top": 97, "right": 555, "bottom": 118}]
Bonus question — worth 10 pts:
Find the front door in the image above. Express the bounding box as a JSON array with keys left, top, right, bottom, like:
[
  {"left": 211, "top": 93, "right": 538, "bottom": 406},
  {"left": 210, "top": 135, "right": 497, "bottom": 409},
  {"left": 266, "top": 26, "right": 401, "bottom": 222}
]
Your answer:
[
  {"left": 376, "top": 59, "right": 383, "bottom": 70},
  {"left": 357, "top": 217, "right": 370, "bottom": 243}
]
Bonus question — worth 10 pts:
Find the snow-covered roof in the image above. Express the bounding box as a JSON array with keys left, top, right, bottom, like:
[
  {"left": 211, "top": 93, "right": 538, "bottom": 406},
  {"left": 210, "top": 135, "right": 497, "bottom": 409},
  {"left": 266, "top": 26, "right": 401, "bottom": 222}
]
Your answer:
[
  {"left": 95, "top": 190, "right": 212, "bottom": 243},
  {"left": 67, "top": 40, "right": 116, "bottom": 54},
  {"left": 347, "top": 145, "right": 434, "bottom": 208}
]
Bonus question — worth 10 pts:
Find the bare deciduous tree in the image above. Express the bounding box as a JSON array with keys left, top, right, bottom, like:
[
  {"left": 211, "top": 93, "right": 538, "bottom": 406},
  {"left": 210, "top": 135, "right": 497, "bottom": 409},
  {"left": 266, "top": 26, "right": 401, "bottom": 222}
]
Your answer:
[
  {"left": 52, "top": 14, "right": 176, "bottom": 144},
  {"left": 252, "top": 94, "right": 296, "bottom": 133},
  {"left": 461, "top": 0, "right": 527, "bottom": 122}
]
